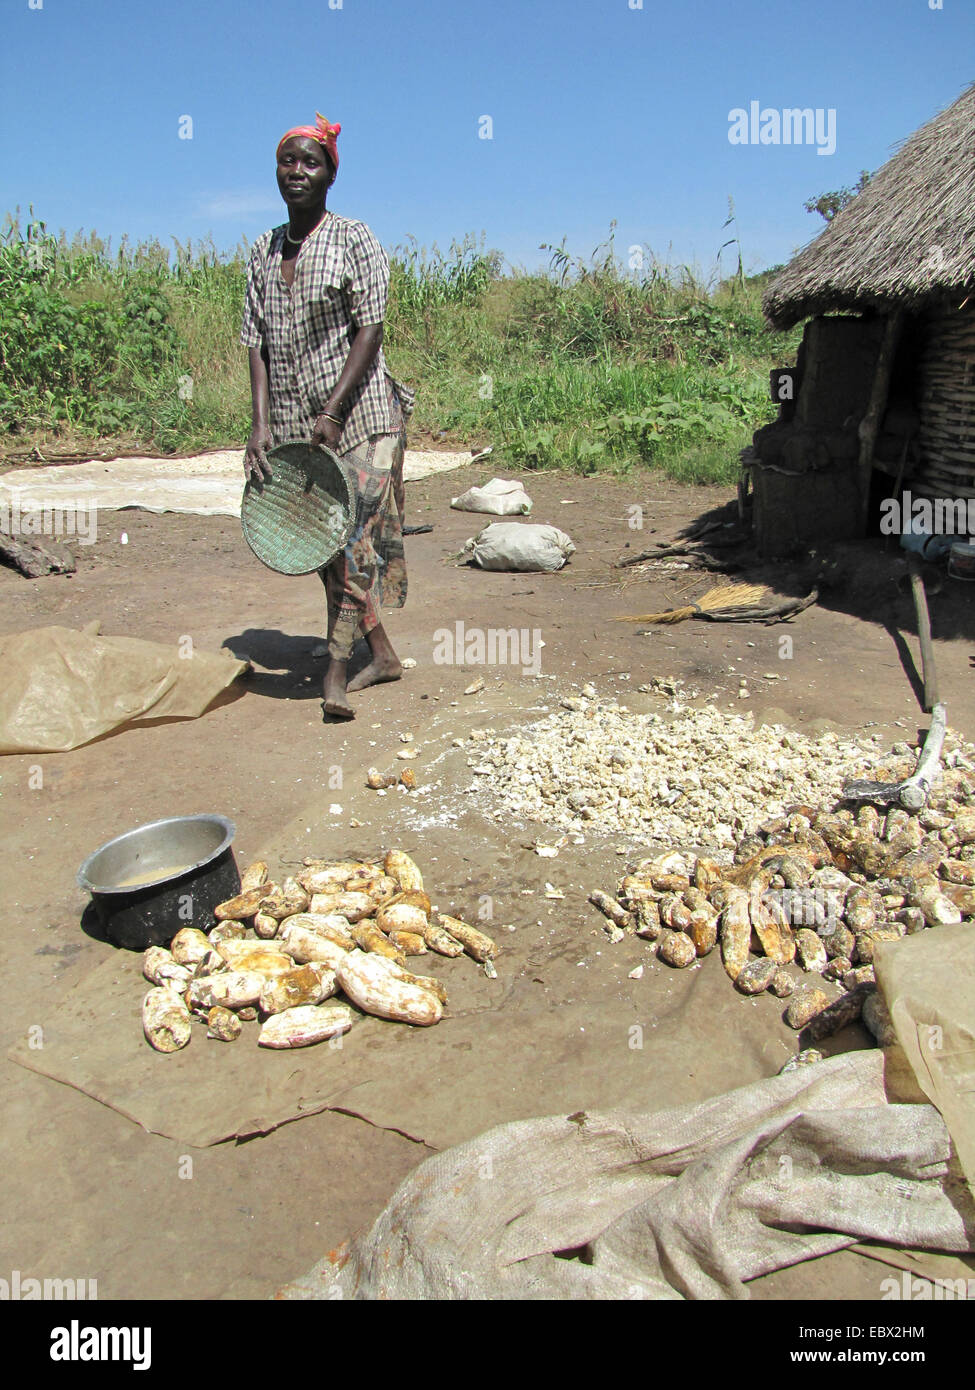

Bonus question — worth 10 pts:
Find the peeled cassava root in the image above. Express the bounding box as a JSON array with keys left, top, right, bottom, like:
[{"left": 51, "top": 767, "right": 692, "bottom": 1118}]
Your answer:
[
  {"left": 353, "top": 921, "right": 406, "bottom": 964},
  {"left": 336, "top": 951, "right": 443, "bottom": 1026},
  {"left": 143, "top": 847, "right": 493, "bottom": 1052},
  {"left": 258, "top": 1002, "right": 356, "bottom": 1049},
  {"left": 206, "top": 1006, "right": 242, "bottom": 1042},
  {"left": 215, "top": 941, "right": 293, "bottom": 975},
  {"left": 240, "top": 861, "right": 268, "bottom": 892},
  {"left": 143, "top": 946, "right": 193, "bottom": 990},
  {"left": 259, "top": 964, "right": 337, "bottom": 1015},
  {"left": 170, "top": 927, "right": 211, "bottom": 966},
  {"left": 258, "top": 878, "right": 311, "bottom": 920},
  {"left": 376, "top": 901, "right": 427, "bottom": 935},
  {"left": 437, "top": 915, "right": 500, "bottom": 962},
  {"left": 384, "top": 850, "right": 424, "bottom": 893},
  {"left": 308, "top": 890, "right": 374, "bottom": 922},
  {"left": 188, "top": 970, "right": 265, "bottom": 1011},
  {"left": 143, "top": 987, "right": 192, "bottom": 1052},
  {"left": 388, "top": 929, "right": 428, "bottom": 955},
  {"left": 277, "top": 921, "right": 351, "bottom": 969},
  {"left": 214, "top": 886, "right": 273, "bottom": 921}
]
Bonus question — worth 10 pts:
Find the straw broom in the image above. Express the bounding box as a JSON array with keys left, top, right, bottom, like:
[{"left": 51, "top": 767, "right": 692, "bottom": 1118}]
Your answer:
[{"left": 613, "top": 581, "right": 770, "bottom": 625}]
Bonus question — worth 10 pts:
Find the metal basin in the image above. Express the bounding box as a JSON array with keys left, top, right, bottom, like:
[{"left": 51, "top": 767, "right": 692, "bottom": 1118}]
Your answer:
[{"left": 77, "top": 814, "right": 239, "bottom": 951}]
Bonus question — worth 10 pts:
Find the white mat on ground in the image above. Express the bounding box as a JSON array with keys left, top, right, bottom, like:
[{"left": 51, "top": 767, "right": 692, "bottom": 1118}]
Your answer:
[
  {"left": 0, "top": 449, "right": 473, "bottom": 519},
  {"left": 278, "top": 1051, "right": 975, "bottom": 1301}
]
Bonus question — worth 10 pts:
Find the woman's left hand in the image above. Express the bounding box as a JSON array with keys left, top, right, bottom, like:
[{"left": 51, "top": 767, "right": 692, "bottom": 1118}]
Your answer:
[{"left": 312, "top": 414, "right": 343, "bottom": 450}]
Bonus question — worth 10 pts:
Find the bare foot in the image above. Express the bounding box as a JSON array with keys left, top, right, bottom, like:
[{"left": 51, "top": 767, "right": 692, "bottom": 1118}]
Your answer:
[
  {"left": 347, "top": 656, "right": 403, "bottom": 692},
  {"left": 322, "top": 661, "right": 354, "bottom": 720}
]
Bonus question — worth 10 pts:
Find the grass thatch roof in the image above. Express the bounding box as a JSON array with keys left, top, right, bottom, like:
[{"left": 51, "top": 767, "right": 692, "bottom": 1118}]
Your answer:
[{"left": 763, "top": 83, "right": 975, "bottom": 329}]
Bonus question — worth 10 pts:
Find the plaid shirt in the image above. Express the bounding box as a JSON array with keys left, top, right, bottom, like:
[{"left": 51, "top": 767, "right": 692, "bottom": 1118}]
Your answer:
[{"left": 240, "top": 213, "right": 406, "bottom": 455}]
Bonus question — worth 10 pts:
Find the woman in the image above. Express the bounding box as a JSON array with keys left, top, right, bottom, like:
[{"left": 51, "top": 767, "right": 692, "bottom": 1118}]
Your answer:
[{"left": 241, "top": 112, "right": 414, "bottom": 720}]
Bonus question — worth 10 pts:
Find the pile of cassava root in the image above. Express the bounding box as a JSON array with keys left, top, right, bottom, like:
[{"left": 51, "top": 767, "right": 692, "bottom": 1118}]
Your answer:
[
  {"left": 590, "top": 785, "right": 975, "bottom": 1046},
  {"left": 141, "top": 850, "right": 499, "bottom": 1053}
]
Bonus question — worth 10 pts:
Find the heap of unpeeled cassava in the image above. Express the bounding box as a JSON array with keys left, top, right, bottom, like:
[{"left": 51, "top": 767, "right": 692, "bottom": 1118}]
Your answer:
[{"left": 590, "top": 796, "right": 975, "bottom": 1043}]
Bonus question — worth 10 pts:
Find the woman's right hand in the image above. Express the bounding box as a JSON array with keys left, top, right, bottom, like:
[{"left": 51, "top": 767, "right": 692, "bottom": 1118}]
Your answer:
[{"left": 244, "top": 425, "right": 273, "bottom": 483}]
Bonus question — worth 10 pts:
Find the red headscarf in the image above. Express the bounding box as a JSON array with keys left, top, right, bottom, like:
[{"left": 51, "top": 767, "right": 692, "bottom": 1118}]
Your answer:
[{"left": 276, "top": 112, "right": 341, "bottom": 169}]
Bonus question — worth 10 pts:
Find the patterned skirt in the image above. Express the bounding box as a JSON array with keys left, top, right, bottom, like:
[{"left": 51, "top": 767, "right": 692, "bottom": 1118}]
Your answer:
[{"left": 320, "top": 375, "right": 412, "bottom": 660}]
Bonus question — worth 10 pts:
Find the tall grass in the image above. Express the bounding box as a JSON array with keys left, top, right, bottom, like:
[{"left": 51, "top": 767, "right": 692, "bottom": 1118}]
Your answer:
[{"left": 0, "top": 210, "right": 800, "bottom": 482}]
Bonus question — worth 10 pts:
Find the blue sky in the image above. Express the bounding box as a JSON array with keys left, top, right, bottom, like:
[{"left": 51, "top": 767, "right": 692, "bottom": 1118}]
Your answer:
[{"left": 2, "top": 0, "right": 972, "bottom": 276}]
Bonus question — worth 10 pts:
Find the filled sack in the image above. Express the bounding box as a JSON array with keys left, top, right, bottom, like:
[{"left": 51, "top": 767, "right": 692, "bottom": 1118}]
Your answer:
[{"left": 463, "top": 522, "right": 575, "bottom": 572}]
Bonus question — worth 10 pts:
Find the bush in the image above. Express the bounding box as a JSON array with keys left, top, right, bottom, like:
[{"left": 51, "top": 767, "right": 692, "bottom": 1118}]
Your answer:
[{"left": 1, "top": 210, "right": 800, "bottom": 483}]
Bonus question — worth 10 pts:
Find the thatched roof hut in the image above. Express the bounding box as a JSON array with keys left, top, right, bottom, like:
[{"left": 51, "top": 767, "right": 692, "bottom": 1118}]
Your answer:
[
  {"left": 747, "top": 84, "right": 975, "bottom": 557},
  {"left": 763, "top": 82, "right": 975, "bottom": 330}
]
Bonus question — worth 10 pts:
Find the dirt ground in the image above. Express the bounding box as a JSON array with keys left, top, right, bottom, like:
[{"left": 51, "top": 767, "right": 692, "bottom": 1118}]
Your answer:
[{"left": 1, "top": 459, "right": 973, "bottom": 1301}]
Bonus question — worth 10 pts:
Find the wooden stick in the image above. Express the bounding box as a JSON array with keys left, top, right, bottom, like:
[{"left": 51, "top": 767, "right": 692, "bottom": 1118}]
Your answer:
[
  {"left": 884, "top": 435, "right": 912, "bottom": 553},
  {"left": 900, "top": 703, "right": 947, "bottom": 810},
  {"left": 842, "top": 703, "right": 946, "bottom": 809},
  {"left": 908, "top": 553, "right": 939, "bottom": 713},
  {"left": 616, "top": 534, "right": 745, "bottom": 568},
  {"left": 857, "top": 309, "right": 904, "bottom": 536}
]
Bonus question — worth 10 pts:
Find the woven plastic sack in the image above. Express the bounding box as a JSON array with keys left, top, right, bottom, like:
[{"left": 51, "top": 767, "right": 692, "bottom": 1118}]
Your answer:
[
  {"left": 279, "top": 1051, "right": 973, "bottom": 1301},
  {"left": 450, "top": 478, "right": 533, "bottom": 516},
  {"left": 875, "top": 923, "right": 975, "bottom": 1191},
  {"left": 463, "top": 522, "right": 575, "bottom": 572}
]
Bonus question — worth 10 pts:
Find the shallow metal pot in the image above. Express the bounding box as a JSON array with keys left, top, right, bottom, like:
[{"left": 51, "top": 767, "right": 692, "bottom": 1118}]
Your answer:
[{"left": 77, "top": 814, "right": 239, "bottom": 951}]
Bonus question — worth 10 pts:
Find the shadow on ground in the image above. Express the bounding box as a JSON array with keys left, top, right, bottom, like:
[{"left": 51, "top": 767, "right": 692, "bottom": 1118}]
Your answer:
[
  {"left": 223, "top": 628, "right": 376, "bottom": 705},
  {"left": 657, "top": 499, "right": 975, "bottom": 652}
]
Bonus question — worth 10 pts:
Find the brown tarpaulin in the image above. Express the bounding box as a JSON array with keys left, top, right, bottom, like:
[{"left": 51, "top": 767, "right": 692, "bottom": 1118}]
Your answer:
[{"left": 0, "top": 624, "right": 248, "bottom": 753}]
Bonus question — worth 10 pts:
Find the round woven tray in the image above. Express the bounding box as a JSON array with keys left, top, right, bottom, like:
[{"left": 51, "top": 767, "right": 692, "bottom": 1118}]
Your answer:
[{"left": 241, "top": 443, "right": 354, "bottom": 575}]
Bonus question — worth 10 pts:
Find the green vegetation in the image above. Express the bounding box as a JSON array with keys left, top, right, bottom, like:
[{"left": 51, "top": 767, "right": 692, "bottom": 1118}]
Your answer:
[
  {"left": 803, "top": 170, "right": 872, "bottom": 223},
  {"left": 1, "top": 210, "right": 800, "bottom": 483}
]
